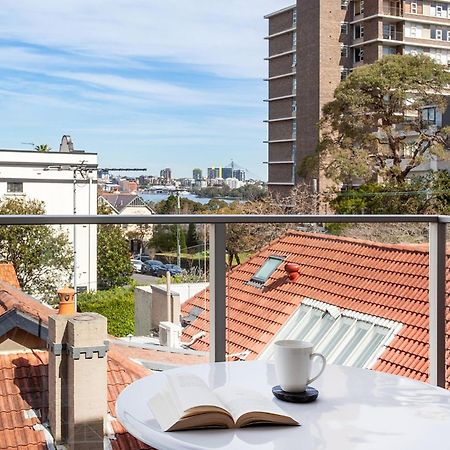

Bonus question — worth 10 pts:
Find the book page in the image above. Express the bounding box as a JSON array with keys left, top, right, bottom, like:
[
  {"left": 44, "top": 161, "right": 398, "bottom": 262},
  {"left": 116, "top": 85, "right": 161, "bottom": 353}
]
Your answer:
[
  {"left": 166, "top": 373, "right": 227, "bottom": 415},
  {"left": 214, "top": 386, "right": 298, "bottom": 426},
  {"left": 148, "top": 373, "right": 229, "bottom": 432}
]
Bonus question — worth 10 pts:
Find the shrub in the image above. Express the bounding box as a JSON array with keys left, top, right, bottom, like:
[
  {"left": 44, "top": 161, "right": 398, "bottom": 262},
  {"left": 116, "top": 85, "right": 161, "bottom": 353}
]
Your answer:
[{"left": 78, "top": 286, "right": 135, "bottom": 337}]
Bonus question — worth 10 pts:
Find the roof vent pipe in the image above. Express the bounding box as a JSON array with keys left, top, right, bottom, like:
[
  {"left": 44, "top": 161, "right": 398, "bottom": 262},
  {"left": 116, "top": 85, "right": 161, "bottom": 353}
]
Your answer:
[{"left": 285, "top": 263, "right": 301, "bottom": 282}]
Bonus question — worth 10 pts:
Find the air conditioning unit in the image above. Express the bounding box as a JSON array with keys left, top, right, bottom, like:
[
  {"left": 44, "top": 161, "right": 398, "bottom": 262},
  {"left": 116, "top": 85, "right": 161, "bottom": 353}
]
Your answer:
[{"left": 159, "top": 321, "right": 182, "bottom": 348}]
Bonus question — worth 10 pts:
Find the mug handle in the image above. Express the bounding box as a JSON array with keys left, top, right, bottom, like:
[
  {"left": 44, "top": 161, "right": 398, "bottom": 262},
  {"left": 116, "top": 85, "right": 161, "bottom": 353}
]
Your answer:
[{"left": 307, "top": 353, "right": 326, "bottom": 385}]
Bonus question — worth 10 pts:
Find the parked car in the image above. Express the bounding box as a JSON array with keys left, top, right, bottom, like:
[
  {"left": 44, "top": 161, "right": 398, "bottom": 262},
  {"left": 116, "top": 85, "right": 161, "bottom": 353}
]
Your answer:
[
  {"left": 132, "top": 254, "right": 151, "bottom": 263},
  {"left": 155, "top": 264, "right": 183, "bottom": 277},
  {"left": 131, "top": 259, "right": 143, "bottom": 273},
  {"left": 142, "top": 260, "right": 165, "bottom": 276}
]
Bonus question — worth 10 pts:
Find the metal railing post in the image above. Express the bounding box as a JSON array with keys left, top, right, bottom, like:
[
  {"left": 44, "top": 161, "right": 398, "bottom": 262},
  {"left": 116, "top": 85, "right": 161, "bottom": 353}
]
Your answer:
[
  {"left": 428, "top": 221, "right": 447, "bottom": 387},
  {"left": 209, "top": 223, "right": 227, "bottom": 363}
]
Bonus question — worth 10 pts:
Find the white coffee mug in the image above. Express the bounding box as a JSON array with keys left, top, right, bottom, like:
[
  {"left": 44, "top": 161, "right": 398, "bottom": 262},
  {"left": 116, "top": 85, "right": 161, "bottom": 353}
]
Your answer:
[{"left": 274, "top": 340, "right": 326, "bottom": 393}]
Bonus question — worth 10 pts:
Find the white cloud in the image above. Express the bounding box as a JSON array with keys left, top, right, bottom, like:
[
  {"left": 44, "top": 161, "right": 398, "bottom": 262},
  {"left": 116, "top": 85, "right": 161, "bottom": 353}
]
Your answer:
[{"left": 0, "top": 0, "right": 292, "bottom": 78}]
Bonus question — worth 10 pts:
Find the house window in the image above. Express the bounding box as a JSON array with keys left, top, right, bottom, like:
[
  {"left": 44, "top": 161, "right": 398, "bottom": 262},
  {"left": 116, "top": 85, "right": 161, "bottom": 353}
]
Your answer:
[
  {"left": 341, "top": 22, "right": 349, "bottom": 35},
  {"left": 354, "top": 24, "right": 364, "bottom": 39},
  {"left": 436, "top": 29, "right": 443, "bottom": 40},
  {"left": 261, "top": 299, "right": 402, "bottom": 368},
  {"left": 250, "top": 256, "right": 285, "bottom": 285},
  {"left": 422, "top": 106, "right": 437, "bottom": 125},
  {"left": 292, "top": 101, "right": 297, "bottom": 113},
  {"left": 354, "top": 47, "right": 364, "bottom": 63},
  {"left": 292, "top": 77, "right": 297, "bottom": 93},
  {"left": 411, "top": 2, "right": 418, "bottom": 13},
  {"left": 383, "top": 46, "right": 397, "bottom": 56},
  {"left": 340, "top": 67, "right": 350, "bottom": 81},
  {"left": 182, "top": 305, "right": 204, "bottom": 325},
  {"left": 341, "top": 0, "right": 349, "bottom": 10},
  {"left": 292, "top": 52, "right": 297, "bottom": 67},
  {"left": 293, "top": 32, "right": 297, "bottom": 47},
  {"left": 293, "top": 9, "right": 297, "bottom": 25},
  {"left": 354, "top": 0, "right": 362, "bottom": 15},
  {"left": 7, "top": 182, "right": 23, "bottom": 193},
  {"left": 341, "top": 44, "right": 349, "bottom": 57},
  {"left": 292, "top": 121, "right": 297, "bottom": 137}
]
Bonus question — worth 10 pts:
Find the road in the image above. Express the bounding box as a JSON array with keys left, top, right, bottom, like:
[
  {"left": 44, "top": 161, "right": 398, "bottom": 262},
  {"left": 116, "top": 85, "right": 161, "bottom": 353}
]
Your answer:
[{"left": 132, "top": 273, "right": 161, "bottom": 285}]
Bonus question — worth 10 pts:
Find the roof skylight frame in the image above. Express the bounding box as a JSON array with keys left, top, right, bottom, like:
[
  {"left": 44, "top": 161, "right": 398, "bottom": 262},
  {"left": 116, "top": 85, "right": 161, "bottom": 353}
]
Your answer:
[
  {"left": 249, "top": 255, "right": 285, "bottom": 285},
  {"left": 260, "top": 298, "right": 402, "bottom": 368}
]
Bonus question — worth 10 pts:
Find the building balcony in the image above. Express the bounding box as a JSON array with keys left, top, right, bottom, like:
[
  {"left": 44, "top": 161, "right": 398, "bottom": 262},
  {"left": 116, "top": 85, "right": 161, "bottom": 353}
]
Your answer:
[
  {"left": 0, "top": 213, "right": 448, "bottom": 448},
  {"left": 383, "top": 30, "right": 404, "bottom": 41},
  {"left": 382, "top": 7, "right": 403, "bottom": 17}
]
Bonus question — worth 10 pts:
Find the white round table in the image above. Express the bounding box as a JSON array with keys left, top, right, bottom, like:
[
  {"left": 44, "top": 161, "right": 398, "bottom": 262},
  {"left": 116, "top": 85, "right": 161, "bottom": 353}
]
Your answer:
[{"left": 117, "top": 360, "right": 450, "bottom": 450}]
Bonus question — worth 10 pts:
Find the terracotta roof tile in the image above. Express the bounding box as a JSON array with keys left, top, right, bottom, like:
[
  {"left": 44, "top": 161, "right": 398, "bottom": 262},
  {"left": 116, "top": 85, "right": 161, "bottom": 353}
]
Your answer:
[
  {"left": 182, "top": 230, "right": 450, "bottom": 388},
  {"left": 0, "top": 264, "right": 20, "bottom": 289},
  {"left": 0, "top": 282, "right": 154, "bottom": 450},
  {"left": 0, "top": 350, "right": 154, "bottom": 450}
]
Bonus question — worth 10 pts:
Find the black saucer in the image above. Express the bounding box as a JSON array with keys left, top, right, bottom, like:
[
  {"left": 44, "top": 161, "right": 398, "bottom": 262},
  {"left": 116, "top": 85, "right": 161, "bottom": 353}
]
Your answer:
[{"left": 272, "top": 385, "right": 319, "bottom": 403}]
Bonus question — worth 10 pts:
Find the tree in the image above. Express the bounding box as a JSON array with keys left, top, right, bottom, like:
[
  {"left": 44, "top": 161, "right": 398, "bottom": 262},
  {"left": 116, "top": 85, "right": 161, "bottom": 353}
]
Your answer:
[
  {"left": 97, "top": 225, "right": 133, "bottom": 290},
  {"left": 320, "top": 55, "right": 450, "bottom": 186},
  {"left": 186, "top": 223, "right": 200, "bottom": 252},
  {"left": 216, "top": 184, "right": 317, "bottom": 267},
  {"left": 0, "top": 198, "right": 73, "bottom": 301},
  {"left": 35, "top": 144, "right": 52, "bottom": 152}
]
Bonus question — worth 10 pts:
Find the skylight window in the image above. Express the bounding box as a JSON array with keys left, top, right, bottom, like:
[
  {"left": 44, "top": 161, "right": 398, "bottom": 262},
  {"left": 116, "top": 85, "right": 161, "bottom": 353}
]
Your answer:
[
  {"left": 182, "top": 305, "right": 204, "bottom": 326},
  {"left": 250, "top": 256, "right": 285, "bottom": 284},
  {"left": 261, "top": 299, "right": 402, "bottom": 369}
]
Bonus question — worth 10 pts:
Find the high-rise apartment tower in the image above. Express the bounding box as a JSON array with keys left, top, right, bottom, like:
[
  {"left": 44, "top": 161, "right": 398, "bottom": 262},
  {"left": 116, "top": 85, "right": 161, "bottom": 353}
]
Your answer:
[{"left": 265, "top": 0, "right": 450, "bottom": 197}]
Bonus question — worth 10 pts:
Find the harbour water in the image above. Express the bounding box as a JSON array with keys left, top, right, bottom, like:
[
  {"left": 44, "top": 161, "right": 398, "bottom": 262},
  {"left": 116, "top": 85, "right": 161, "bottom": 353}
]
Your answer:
[{"left": 140, "top": 192, "right": 235, "bottom": 205}]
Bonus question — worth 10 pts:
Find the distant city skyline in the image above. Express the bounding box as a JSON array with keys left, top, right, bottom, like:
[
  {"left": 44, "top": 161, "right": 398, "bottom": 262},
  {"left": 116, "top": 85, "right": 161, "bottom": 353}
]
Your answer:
[{"left": 0, "top": 0, "right": 292, "bottom": 180}]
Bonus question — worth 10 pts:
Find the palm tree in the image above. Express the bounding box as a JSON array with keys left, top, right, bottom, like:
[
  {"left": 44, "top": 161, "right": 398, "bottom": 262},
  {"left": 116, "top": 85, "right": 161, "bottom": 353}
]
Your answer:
[{"left": 35, "top": 144, "right": 52, "bottom": 152}]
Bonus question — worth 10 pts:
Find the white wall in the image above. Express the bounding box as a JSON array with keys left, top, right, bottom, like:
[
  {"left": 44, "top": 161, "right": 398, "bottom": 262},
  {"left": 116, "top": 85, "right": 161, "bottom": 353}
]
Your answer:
[{"left": 0, "top": 150, "right": 98, "bottom": 292}]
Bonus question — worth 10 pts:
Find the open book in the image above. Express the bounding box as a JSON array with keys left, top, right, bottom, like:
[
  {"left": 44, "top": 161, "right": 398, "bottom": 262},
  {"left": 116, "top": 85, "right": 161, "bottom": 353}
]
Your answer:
[{"left": 148, "top": 373, "right": 299, "bottom": 431}]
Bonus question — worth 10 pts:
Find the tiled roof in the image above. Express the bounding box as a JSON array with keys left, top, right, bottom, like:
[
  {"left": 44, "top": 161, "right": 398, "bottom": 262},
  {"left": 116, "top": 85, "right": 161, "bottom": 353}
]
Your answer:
[
  {"left": 0, "top": 281, "right": 154, "bottom": 450},
  {"left": 0, "top": 264, "right": 20, "bottom": 289},
  {"left": 181, "top": 230, "right": 450, "bottom": 387},
  {"left": 0, "top": 351, "right": 153, "bottom": 450},
  {"left": 99, "top": 193, "right": 151, "bottom": 214}
]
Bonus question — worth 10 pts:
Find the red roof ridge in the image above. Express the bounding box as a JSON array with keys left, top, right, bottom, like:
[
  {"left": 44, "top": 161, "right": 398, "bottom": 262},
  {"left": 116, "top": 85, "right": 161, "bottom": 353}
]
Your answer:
[{"left": 286, "top": 229, "right": 431, "bottom": 254}]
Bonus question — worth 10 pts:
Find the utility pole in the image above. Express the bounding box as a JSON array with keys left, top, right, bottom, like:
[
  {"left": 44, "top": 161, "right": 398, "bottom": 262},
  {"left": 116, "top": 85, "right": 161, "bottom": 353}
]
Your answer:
[{"left": 176, "top": 190, "right": 181, "bottom": 267}]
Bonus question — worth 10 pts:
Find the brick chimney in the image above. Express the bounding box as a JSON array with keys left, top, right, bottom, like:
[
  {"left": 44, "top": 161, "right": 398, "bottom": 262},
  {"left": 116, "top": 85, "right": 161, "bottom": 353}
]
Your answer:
[{"left": 48, "top": 288, "right": 108, "bottom": 449}]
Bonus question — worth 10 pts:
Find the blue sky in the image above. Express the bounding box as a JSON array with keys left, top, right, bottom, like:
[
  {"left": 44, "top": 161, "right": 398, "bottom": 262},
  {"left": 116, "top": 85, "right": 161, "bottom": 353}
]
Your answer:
[{"left": 0, "top": 0, "right": 292, "bottom": 180}]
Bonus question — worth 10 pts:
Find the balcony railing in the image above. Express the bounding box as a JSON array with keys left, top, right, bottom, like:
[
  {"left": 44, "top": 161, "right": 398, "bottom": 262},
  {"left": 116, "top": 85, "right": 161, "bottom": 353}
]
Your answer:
[
  {"left": 383, "top": 30, "right": 403, "bottom": 40},
  {"left": 0, "top": 213, "right": 447, "bottom": 388},
  {"left": 382, "top": 7, "right": 403, "bottom": 17}
]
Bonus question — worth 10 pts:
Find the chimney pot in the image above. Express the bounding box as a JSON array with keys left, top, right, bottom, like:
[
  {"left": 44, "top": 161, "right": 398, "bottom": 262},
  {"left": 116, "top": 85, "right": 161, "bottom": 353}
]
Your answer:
[{"left": 58, "top": 287, "right": 76, "bottom": 315}]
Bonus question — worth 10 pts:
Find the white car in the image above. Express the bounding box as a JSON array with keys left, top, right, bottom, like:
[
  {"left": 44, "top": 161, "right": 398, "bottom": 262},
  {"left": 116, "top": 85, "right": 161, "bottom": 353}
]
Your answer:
[{"left": 131, "top": 259, "right": 143, "bottom": 273}]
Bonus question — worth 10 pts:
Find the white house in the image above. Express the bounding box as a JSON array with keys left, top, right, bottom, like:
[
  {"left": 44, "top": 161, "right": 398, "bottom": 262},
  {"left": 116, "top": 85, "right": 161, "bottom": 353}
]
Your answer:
[
  {"left": 98, "top": 193, "right": 154, "bottom": 254},
  {"left": 0, "top": 135, "right": 97, "bottom": 293}
]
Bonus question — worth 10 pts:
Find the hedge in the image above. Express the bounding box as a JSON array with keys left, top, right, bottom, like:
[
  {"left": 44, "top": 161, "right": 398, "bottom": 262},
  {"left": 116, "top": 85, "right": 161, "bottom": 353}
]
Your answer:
[{"left": 78, "top": 286, "right": 135, "bottom": 337}]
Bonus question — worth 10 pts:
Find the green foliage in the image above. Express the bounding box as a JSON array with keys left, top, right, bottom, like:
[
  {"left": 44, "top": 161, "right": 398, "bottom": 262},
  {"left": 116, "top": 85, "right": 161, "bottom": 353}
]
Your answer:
[
  {"left": 34, "top": 144, "right": 51, "bottom": 152},
  {"left": 150, "top": 224, "right": 187, "bottom": 253},
  {"left": 186, "top": 223, "right": 200, "bottom": 251},
  {"left": 0, "top": 197, "right": 73, "bottom": 301},
  {"left": 194, "top": 184, "right": 267, "bottom": 201},
  {"left": 78, "top": 286, "right": 135, "bottom": 336},
  {"left": 154, "top": 195, "right": 206, "bottom": 214},
  {"left": 330, "top": 171, "right": 450, "bottom": 215},
  {"left": 320, "top": 55, "right": 450, "bottom": 185},
  {"left": 97, "top": 224, "right": 133, "bottom": 290}
]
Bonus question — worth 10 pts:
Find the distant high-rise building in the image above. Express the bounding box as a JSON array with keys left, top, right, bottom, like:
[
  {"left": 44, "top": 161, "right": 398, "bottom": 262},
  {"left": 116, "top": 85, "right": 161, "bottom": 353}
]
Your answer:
[
  {"left": 265, "top": 0, "right": 450, "bottom": 197},
  {"left": 233, "top": 169, "right": 246, "bottom": 182},
  {"left": 193, "top": 168, "right": 202, "bottom": 180},
  {"left": 160, "top": 168, "right": 172, "bottom": 181},
  {"left": 207, "top": 167, "right": 222, "bottom": 179},
  {"left": 222, "top": 167, "right": 233, "bottom": 179}
]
